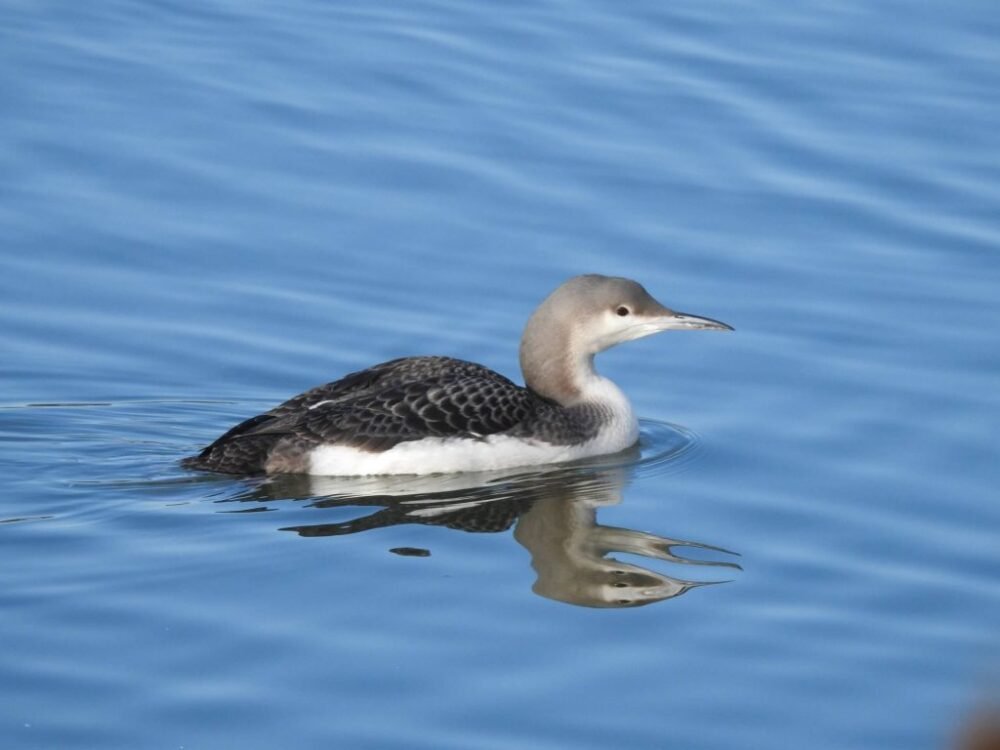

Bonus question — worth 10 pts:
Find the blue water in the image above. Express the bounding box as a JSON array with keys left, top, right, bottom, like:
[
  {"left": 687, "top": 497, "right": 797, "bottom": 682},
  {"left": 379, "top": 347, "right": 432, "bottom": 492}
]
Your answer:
[{"left": 3, "top": 1, "right": 1000, "bottom": 748}]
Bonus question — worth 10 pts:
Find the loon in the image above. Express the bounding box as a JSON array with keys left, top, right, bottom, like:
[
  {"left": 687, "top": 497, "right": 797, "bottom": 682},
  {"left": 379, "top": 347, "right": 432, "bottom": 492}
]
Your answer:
[{"left": 182, "top": 274, "right": 731, "bottom": 476}]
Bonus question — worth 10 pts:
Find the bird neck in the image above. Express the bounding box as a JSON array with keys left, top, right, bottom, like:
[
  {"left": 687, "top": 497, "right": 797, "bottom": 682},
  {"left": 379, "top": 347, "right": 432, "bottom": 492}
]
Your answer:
[
  {"left": 520, "top": 325, "right": 639, "bottom": 452},
  {"left": 520, "top": 322, "right": 586, "bottom": 404},
  {"left": 521, "top": 339, "right": 627, "bottom": 411},
  {"left": 519, "top": 296, "right": 631, "bottom": 413}
]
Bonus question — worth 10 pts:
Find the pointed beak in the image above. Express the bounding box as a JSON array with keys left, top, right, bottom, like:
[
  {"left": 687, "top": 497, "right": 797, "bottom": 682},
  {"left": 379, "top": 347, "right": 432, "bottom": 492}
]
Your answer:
[
  {"left": 621, "top": 308, "right": 732, "bottom": 345},
  {"left": 654, "top": 311, "right": 734, "bottom": 332}
]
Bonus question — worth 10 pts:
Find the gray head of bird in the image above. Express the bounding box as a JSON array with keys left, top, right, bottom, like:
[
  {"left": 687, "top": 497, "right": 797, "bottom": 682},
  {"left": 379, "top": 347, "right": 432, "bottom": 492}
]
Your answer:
[{"left": 519, "top": 274, "right": 732, "bottom": 403}]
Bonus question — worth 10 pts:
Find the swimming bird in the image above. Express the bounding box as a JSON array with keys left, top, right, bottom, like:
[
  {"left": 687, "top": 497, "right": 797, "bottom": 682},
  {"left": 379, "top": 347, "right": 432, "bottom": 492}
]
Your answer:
[{"left": 182, "top": 274, "right": 731, "bottom": 476}]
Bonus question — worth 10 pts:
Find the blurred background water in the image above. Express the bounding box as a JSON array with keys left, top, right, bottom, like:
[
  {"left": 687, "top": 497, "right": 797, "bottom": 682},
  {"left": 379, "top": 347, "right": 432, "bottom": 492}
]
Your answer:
[{"left": 2, "top": 0, "right": 1000, "bottom": 748}]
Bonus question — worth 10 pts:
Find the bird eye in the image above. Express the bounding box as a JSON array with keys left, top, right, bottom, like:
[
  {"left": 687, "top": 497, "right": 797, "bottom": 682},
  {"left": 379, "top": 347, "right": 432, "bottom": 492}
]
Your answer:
[{"left": 616, "top": 306, "right": 630, "bottom": 317}]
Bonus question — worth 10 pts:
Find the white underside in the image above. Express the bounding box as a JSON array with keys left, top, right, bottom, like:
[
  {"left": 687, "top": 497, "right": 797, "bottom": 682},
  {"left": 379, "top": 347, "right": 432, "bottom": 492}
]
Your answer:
[
  {"left": 307, "top": 432, "right": 635, "bottom": 476},
  {"left": 307, "top": 376, "right": 638, "bottom": 476}
]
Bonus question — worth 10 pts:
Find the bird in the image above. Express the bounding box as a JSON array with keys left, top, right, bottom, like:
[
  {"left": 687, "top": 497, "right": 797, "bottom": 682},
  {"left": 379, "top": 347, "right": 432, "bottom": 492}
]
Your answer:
[{"left": 182, "top": 274, "right": 732, "bottom": 476}]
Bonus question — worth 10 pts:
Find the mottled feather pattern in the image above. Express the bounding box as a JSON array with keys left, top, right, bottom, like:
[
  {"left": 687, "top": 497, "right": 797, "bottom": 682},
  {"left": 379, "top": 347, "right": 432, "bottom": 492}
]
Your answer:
[
  {"left": 510, "top": 401, "right": 611, "bottom": 445},
  {"left": 184, "top": 356, "right": 607, "bottom": 474},
  {"left": 268, "top": 357, "right": 505, "bottom": 416}
]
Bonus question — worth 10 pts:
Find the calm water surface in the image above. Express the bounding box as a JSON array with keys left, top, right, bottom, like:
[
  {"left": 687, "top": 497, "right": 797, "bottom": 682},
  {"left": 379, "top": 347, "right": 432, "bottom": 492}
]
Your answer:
[{"left": 2, "top": 1, "right": 1000, "bottom": 748}]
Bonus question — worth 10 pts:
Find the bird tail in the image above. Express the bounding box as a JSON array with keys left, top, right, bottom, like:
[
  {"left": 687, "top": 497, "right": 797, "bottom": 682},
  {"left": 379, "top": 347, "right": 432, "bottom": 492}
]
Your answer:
[{"left": 182, "top": 413, "right": 287, "bottom": 475}]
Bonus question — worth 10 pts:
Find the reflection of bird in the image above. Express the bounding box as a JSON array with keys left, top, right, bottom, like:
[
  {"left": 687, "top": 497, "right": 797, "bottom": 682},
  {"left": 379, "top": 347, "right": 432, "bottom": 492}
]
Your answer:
[
  {"left": 267, "top": 461, "right": 739, "bottom": 609},
  {"left": 513, "top": 477, "right": 738, "bottom": 608},
  {"left": 183, "top": 275, "right": 730, "bottom": 475}
]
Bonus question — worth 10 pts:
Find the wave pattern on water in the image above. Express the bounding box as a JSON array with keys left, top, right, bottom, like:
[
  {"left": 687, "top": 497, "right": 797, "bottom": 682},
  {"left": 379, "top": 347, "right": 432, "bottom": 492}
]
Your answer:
[{"left": 2, "top": 0, "right": 1000, "bottom": 748}]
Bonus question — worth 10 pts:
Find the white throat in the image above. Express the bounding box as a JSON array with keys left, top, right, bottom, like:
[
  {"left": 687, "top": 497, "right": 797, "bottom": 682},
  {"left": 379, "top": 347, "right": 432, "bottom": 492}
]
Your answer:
[{"left": 575, "top": 360, "right": 639, "bottom": 451}]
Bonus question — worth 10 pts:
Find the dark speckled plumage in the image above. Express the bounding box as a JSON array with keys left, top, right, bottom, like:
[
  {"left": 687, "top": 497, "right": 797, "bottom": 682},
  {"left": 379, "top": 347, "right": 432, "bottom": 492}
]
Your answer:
[{"left": 183, "top": 356, "right": 606, "bottom": 475}]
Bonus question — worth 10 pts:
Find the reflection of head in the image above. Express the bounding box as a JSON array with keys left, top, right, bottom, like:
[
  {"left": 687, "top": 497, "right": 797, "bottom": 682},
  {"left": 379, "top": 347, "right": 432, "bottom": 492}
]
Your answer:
[{"left": 513, "top": 469, "right": 737, "bottom": 608}]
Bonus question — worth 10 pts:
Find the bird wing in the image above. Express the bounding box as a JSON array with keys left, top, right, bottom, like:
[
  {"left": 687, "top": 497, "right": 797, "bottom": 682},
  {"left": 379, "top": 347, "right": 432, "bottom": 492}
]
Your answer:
[
  {"left": 250, "top": 372, "right": 538, "bottom": 451},
  {"left": 196, "top": 359, "right": 454, "bottom": 447},
  {"left": 265, "top": 356, "right": 511, "bottom": 417}
]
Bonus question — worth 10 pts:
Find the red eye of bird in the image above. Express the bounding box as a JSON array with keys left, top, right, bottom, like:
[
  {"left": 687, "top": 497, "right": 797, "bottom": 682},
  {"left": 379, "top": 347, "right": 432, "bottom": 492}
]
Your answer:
[{"left": 616, "top": 306, "right": 630, "bottom": 317}]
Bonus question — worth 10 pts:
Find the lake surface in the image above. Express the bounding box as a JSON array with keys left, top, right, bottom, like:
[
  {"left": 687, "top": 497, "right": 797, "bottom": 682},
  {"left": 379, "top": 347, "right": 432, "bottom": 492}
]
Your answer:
[{"left": 3, "top": 1, "right": 1000, "bottom": 748}]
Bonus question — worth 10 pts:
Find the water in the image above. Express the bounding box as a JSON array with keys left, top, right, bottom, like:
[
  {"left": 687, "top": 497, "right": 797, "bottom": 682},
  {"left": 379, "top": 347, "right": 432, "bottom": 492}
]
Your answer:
[{"left": 2, "top": 1, "right": 999, "bottom": 748}]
